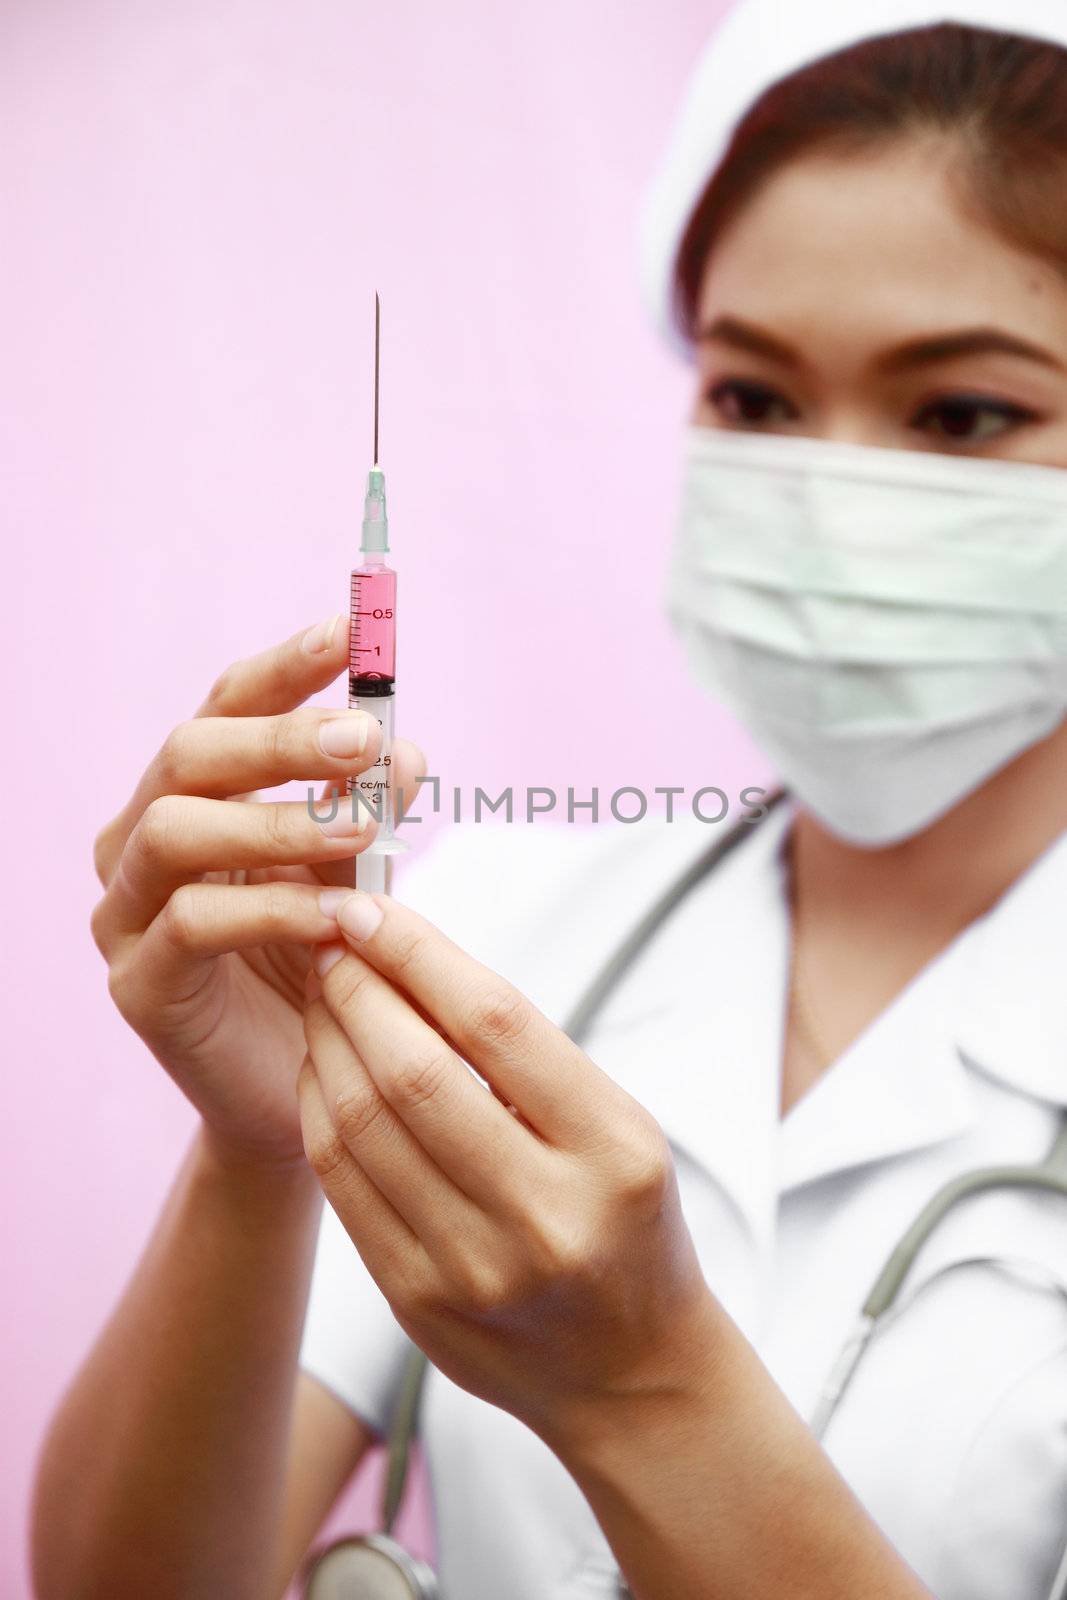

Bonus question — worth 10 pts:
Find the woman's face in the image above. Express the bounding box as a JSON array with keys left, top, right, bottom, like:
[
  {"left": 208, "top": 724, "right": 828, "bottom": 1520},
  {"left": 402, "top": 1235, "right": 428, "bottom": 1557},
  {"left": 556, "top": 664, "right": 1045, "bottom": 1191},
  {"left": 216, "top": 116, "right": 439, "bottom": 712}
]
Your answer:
[{"left": 690, "top": 134, "right": 1067, "bottom": 467}]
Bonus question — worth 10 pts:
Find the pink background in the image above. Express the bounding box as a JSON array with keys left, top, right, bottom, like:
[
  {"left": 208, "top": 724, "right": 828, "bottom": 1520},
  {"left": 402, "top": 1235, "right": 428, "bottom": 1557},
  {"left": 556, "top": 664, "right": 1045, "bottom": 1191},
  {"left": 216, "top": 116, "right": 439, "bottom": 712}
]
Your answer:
[{"left": 1, "top": 1, "right": 770, "bottom": 1591}]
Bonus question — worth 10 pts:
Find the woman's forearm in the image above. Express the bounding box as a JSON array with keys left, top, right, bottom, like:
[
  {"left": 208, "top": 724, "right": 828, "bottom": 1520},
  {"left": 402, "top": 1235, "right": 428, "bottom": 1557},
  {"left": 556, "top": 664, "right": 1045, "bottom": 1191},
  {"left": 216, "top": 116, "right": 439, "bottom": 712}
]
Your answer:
[
  {"left": 543, "top": 1295, "right": 933, "bottom": 1600},
  {"left": 31, "top": 1126, "right": 324, "bottom": 1600}
]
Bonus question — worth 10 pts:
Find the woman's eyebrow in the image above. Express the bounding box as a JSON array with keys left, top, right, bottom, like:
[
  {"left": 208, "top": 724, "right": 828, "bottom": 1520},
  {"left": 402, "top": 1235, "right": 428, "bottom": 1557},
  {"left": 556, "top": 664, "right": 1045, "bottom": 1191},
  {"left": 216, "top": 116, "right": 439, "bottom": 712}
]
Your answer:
[
  {"left": 874, "top": 326, "right": 1065, "bottom": 374},
  {"left": 697, "top": 315, "right": 802, "bottom": 367},
  {"left": 697, "top": 315, "right": 1065, "bottom": 375}
]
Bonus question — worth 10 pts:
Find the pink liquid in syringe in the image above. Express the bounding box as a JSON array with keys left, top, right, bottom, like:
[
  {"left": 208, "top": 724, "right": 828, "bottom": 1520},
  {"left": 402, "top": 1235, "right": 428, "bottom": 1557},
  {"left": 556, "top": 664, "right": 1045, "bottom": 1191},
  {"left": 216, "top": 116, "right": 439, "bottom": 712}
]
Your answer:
[{"left": 350, "top": 565, "right": 396, "bottom": 690}]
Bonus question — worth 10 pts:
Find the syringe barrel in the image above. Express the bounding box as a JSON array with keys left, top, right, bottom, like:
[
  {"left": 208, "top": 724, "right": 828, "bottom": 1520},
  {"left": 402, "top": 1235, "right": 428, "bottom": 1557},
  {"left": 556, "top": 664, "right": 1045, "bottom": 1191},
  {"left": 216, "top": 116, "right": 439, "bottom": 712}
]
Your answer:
[
  {"left": 347, "top": 686, "right": 397, "bottom": 839},
  {"left": 348, "top": 685, "right": 406, "bottom": 892},
  {"left": 348, "top": 559, "right": 405, "bottom": 879},
  {"left": 350, "top": 563, "right": 396, "bottom": 681}
]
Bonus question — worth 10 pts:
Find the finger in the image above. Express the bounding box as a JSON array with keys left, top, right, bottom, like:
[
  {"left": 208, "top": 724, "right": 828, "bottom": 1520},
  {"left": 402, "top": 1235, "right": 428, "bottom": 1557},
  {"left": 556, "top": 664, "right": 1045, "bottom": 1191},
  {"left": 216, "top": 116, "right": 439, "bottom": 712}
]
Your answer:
[
  {"left": 311, "top": 942, "right": 546, "bottom": 1221},
  {"left": 103, "top": 880, "right": 355, "bottom": 1017},
  {"left": 304, "top": 989, "right": 495, "bottom": 1261},
  {"left": 98, "top": 710, "right": 380, "bottom": 891},
  {"left": 296, "top": 1054, "right": 429, "bottom": 1293},
  {"left": 324, "top": 892, "right": 620, "bottom": 1152},
  {"left": 129, "top": 705, "right": 383, "bottom": 809},
  {"left": 94, "top": 615, "right": 351, "bottom": 886},
  {"left": 131, "top": 879, "right": 354, "bottom": 970},
  {"left": 195, "top": 614, "right": 350, "bottom": 719},
  {"left": 97, "top": 793, "right": 375, "bottom": 943},
  {"left": 391, "top": 737, "right": 428, "bottom": 826},
  {"left": 312, "top": 778, "right": 363, "bottom": 892}
]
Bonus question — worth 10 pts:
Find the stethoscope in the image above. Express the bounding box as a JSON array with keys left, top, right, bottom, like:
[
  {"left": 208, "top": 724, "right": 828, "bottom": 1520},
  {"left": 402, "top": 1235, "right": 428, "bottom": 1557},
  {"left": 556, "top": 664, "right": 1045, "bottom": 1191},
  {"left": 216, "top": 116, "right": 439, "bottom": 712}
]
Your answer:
[{"left": 302, "top": 790, "right": 1067, "bottom": 1600}]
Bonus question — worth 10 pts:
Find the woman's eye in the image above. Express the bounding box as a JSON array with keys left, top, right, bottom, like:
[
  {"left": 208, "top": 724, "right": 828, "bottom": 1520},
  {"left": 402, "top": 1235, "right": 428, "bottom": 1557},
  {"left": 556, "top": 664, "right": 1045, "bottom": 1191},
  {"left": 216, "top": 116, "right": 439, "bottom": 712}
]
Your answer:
[
  {"left": 910, "top": 394, "right": 1039, "bottom": 444},
  {"left": 705, "top": 378, "right": 799, "bottom": 427}
]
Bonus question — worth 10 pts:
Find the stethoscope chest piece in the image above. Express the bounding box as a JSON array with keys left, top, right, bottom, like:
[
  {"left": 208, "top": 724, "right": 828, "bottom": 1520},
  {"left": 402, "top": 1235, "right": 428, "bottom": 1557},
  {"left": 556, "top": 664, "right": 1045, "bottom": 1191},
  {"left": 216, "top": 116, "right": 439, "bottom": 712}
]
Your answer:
[{"left": 303, "top": 1531, "right": 438, "bottom": 1599}]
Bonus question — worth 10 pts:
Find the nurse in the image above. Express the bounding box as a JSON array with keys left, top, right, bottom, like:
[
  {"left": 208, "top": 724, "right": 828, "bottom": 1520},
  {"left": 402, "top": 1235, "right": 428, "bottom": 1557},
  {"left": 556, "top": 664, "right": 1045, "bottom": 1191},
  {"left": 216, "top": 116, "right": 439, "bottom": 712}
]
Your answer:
[{"left": 33, "top": 3, "right": 1067, "bottom": 1598}]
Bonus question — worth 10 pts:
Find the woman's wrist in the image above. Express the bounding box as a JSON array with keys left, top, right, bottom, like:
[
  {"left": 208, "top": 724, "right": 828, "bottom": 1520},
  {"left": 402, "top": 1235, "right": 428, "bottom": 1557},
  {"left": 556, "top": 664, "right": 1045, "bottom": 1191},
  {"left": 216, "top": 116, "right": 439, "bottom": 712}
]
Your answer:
[
  {"left": 535, "top": 1286, "right": 728, "bottom": 1474},
  {"left": 194, "top": 1122, "right": 323, "bottom": 1211},
  {"left": 540, "top": 1292, "right": 932, "bottom": 1600}
]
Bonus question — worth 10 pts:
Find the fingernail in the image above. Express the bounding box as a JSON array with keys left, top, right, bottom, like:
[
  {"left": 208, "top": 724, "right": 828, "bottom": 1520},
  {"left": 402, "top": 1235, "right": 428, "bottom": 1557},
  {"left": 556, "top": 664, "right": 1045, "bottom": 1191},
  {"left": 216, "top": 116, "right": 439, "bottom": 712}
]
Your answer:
[
  {"left": 314, "top": 800, "right": 373, "bottom": 837},
  {"left": 318, "top": 888, "right": 352, "bottom": 917},
  {"left": 302, "top": 614, "right": 345, "bottom": 653},
  {"left": 318, "top": 712, "right": 371, "bottom": 759},
  {"left": 313, "top": 943, "right": 346, "bottom": 976},
  {"left": 337, "top": 890, "right": 384, "bottom": 943}
]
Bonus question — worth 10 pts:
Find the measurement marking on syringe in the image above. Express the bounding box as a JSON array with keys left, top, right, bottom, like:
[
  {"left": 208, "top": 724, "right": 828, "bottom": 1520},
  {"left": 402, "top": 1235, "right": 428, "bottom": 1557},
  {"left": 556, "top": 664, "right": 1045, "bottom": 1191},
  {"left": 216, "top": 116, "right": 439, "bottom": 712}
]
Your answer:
[{"left": 348, "top": 290, "right": 404, "bottom": 891}]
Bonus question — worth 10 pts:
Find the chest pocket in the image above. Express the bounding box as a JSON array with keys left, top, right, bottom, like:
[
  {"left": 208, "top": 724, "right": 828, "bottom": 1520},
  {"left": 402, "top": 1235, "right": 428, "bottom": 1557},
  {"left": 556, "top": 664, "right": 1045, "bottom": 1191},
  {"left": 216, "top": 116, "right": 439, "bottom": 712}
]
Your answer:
[
  {"left": 822, "top": 1188, "right": 1067, "bottom": 1600},
  {"left": 935, "top": 1337, "right": 1067, "bottom": 1600}
]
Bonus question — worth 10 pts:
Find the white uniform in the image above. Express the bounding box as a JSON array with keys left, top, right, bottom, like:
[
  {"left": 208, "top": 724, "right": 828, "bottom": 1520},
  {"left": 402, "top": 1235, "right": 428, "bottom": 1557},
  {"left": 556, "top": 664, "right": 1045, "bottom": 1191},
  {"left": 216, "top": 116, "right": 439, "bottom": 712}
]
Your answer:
[{"left": 299, "top": 802, "right": 1067, "bottom": 1600}]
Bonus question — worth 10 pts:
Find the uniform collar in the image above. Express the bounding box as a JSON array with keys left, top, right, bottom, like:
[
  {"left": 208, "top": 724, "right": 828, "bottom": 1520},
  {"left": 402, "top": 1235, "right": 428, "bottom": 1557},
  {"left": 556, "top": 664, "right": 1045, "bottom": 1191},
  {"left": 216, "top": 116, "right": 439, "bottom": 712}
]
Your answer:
[
  {"left": 780, "top": 817, "right": 1067, "bottom": 1191},
  {"left": 952, "top": 822, "right": 1067, "bottom": 1109},
  {"left": 547, "top": 804, "right": 1067, "bottom": 1254},
  {"left": 776, "top": 938, "right": 976, "bottom": 1194}
]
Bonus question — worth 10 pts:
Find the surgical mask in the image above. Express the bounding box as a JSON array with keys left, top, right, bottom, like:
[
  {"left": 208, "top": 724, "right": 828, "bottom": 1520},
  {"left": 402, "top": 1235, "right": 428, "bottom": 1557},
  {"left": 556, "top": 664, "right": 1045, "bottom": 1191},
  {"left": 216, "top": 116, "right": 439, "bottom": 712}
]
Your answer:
[{"left": 666, "top": 426, "right": 1067, "bottom": 846}]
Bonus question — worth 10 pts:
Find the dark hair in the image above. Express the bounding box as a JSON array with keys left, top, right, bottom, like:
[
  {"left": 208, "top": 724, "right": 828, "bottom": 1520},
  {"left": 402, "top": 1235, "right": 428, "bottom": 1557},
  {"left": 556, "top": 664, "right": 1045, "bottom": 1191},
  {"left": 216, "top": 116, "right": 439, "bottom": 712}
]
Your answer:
[{"left": 672, "top": 22, "right": 1067, "bottom": 345}]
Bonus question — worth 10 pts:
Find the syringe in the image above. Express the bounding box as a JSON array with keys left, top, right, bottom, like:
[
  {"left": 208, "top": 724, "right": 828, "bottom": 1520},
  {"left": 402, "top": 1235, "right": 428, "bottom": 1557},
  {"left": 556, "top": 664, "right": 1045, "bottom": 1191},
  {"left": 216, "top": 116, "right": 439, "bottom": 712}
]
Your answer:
[{"left": 348, "top": 292, "right": 406, "bottom": 893}]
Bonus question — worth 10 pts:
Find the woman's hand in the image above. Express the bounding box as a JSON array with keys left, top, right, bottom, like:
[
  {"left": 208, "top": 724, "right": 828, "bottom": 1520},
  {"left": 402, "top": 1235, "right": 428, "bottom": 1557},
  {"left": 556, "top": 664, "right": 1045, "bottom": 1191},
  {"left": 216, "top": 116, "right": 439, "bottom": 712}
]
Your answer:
[
  {"left": 299, "top": 890, "right": 715, "bottom": 1449},
  {"left": 91, "top": 617, "right": 425, "bottom": 1170},
  {"left": 300, "top": 900, "right": 938, "bottom": 1600}
]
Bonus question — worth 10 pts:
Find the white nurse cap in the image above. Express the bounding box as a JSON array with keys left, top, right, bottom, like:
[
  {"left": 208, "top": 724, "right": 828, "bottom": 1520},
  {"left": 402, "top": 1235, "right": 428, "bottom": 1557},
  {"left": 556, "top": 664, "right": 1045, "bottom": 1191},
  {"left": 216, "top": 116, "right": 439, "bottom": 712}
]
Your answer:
[{"left": 637, "top": 0, "right": 1067, "bottom": 364}]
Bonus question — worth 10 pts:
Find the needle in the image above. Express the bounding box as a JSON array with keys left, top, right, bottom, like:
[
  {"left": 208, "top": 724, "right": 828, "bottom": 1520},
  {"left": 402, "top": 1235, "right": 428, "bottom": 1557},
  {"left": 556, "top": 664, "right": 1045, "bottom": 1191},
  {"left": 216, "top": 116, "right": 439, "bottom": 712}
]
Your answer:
[{"left": 374, "top": 290, "right": 380, "bottom": 468}]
